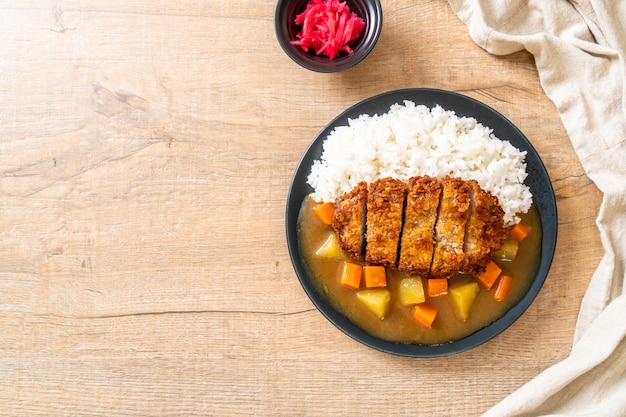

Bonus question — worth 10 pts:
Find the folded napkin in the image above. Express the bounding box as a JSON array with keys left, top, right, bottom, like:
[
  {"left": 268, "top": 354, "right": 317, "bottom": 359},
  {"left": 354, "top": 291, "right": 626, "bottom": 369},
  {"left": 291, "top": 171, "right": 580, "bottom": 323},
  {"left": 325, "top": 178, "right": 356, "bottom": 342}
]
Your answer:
[{"left": 447, "top": 1, "right": 626, "bottom": 415}]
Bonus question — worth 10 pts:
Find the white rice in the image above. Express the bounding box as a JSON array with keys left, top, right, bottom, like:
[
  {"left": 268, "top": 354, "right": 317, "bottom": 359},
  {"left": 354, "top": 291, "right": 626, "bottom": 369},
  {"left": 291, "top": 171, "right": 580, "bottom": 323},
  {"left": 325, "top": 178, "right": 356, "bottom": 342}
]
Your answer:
[{"left": 307, "top": 101, "right": 532, "bottom": 226}]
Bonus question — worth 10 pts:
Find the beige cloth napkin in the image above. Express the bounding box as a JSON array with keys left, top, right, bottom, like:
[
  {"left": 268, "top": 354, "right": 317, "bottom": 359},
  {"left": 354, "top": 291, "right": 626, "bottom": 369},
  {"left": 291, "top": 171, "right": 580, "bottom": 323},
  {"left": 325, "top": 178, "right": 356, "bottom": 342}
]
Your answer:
[{"left": 447, "top": 1, "right": 626, "bottom": 415}]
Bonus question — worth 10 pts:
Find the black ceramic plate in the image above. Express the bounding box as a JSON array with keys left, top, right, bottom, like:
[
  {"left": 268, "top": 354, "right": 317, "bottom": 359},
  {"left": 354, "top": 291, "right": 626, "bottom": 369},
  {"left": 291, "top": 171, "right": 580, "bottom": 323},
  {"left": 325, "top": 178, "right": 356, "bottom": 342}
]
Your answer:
[{"left": 285, "top": 88, "right": 557, "bottom": 357}]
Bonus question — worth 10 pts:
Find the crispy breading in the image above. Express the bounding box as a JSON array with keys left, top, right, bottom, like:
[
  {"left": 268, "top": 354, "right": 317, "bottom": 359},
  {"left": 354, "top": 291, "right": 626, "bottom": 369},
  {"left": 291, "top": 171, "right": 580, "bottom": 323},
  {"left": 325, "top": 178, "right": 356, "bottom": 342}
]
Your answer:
[
  {"left": 365, "top": 178, "right": 406, "bottom": 267},
  {"left": 397, "top": 176, "right": 441, "bottom": 276},
  {"left": 461, "top": 180, "right": 506, "bottom": 275},
  {"left": 429, "top": 177, "right": 471, "bottom": 278},
  {"left": 329, "top": 176, "right": 506, "bottom": 278},
  {"left": 331, "top": 181, "right": 367, "bottom": 260}
]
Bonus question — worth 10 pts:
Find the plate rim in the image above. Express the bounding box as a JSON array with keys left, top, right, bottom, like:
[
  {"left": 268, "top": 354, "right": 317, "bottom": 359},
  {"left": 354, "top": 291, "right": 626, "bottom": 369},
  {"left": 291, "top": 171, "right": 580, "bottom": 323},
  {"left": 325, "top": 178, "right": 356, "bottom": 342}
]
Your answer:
[{"left": 285, "top": 87, "right": 558, "bottom": 357}]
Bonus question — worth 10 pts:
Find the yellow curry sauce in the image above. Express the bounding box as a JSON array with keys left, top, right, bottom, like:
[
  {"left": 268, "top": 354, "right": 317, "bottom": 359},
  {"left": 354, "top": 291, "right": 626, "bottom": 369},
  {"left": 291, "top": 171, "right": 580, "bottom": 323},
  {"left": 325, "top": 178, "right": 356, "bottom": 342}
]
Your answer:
[{"left": 298, "top": 195, "right": 542, "bottom": 345}]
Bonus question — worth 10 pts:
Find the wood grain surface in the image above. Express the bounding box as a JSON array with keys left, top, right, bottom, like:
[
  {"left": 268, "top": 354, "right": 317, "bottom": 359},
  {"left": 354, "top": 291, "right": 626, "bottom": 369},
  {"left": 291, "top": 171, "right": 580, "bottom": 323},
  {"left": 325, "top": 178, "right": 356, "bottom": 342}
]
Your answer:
[{"left": 0, "top": 1, "right": 603, "bottom": 416}]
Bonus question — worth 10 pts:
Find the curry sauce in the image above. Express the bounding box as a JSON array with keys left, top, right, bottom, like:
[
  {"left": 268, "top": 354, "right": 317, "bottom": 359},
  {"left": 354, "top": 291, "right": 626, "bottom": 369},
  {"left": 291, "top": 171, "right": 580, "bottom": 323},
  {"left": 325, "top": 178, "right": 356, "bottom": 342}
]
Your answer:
[{"left": 298, "top": 195, "right": 542, "bottom": 345}]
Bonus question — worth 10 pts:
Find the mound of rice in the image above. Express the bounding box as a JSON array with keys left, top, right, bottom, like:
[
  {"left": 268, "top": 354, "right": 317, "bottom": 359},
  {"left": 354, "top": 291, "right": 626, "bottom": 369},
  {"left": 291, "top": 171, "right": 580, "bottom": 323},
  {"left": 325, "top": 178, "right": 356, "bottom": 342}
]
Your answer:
[{"left": 307, "top": 101, "right": 532, "bottom": 226}]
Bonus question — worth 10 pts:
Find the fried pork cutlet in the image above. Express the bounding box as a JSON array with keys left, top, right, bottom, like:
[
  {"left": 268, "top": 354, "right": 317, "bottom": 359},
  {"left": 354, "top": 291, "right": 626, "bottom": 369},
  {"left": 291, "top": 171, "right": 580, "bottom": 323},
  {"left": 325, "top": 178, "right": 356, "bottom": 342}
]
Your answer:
[
  {"left": 331, "top": 181, "right": 367, "bottom": 260},
  {"left": 461, "top": 180, "right": 506, "bottom": 275},
  {"left": 429, "top": 177, "right": 471, "bottom": 278},
  {"left": 329, "top": 175, "right": 506, "bottom": 278},
  {"left": 397, "top": 176, "right": 441, "bottom": 276},
  {"left": 365, "top": 178, "right": 406, "bottom": 267}
]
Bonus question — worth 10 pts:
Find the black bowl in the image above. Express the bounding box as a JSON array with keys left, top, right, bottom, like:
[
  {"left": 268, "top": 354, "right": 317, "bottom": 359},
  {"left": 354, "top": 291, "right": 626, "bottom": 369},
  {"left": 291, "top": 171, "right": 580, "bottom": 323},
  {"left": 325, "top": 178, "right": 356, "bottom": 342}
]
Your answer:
[
  {"left": 285, "top": 88, "right": 558, "bottom": 357},
  {"left": 275, "top": 0, "right": 383, "bottom": 73}
]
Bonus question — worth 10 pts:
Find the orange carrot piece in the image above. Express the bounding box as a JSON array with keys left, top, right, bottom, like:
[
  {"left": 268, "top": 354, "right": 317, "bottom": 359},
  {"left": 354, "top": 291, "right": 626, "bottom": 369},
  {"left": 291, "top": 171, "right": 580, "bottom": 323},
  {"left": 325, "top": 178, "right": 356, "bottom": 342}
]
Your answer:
[
  {"left": 338, "top": 261, "right": 362, "bottom": 289},
  {"left": 509, "top": 222, "right": 529, "bottom": 240},
  {"left": 363, "top": 265, "right": 387, "bottom": 288},
  {"left": 475, "top": 260, "right": 502, "bottom": 290},
  {"left": 493, "top": 274, "right": 513, "bottom": 302},
  {"left": 427, "top": 278, "right": 448, "bottom": 297},
  {"left": 313, "top": 202, "right": 335, "bottom": 225},
  {"left": 412, "top": 304, "right": 438, "bottom": 328}
]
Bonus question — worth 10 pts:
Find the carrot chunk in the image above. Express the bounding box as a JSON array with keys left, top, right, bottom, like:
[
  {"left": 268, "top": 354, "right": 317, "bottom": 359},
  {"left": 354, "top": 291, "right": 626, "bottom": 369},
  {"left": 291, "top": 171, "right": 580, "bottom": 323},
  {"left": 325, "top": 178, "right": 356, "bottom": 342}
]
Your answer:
[
  {"left": 426, "top": 278, "right": 448, "bottom": 297},
  {"left": 412, "top": 304, "right": 438, "bottom": 328},
  {"left": 475, "top": 260, "right": 502, "bottom": 290},
  {"left": 338, "top": 261, "right": 362, "bottom": 289},
  {"left": 493, "top": 274, "right": 513, "bottom": 302},
  {"left": 363, "top": 265, "right": 387, "bottom": 288},
  {"left": 313, "top": 202, "right": 335, "bottom": 225},
  {"left": 509, "top": 222, "right": 529, "bottom": 240}
]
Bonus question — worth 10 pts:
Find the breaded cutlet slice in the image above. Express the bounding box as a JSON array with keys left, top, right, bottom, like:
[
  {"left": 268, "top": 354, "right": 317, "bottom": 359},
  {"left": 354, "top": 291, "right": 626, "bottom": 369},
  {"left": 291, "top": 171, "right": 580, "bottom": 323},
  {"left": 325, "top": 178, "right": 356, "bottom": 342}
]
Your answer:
[
  {"left": 397, "top": 176, "right": 441, "bottom": 276},
  {"left": 429, "top": 177, "right": 471, "bottom": 278},
  {"left": 365, "top": 178, "right": 406, "bottom": 267},
  {"left": 461, "top": 180, "right": 506, "bottom": 275},
  {"left": 331, "top": 181, "right": 368, "bottom": 260}
]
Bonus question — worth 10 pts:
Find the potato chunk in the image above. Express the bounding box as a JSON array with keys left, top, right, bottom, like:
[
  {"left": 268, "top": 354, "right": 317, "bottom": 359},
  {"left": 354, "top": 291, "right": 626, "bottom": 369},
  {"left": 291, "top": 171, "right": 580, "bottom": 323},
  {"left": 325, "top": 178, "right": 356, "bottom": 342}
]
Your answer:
[
  {"left": 356, "top": 289, "right": 391, "bottom": 319},
  {"left": 315, "top": 233, "right": 345, "bottom": 260},
  {"left": 398, "top": 277, "right": 426, "bottom": 306},
  {"left": 494, "top": 238, "right": 520, "bottom": 261},
  {"left": 449, "top": 280, "right": 481, "bottom": 322}
]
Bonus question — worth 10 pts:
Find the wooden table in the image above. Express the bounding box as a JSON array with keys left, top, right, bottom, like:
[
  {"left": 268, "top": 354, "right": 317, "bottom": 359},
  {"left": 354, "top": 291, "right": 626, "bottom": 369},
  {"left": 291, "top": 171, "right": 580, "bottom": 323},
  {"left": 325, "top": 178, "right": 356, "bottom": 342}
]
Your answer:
[{"left": 0, "top": 1, "right": 604, "bottom": 415}]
